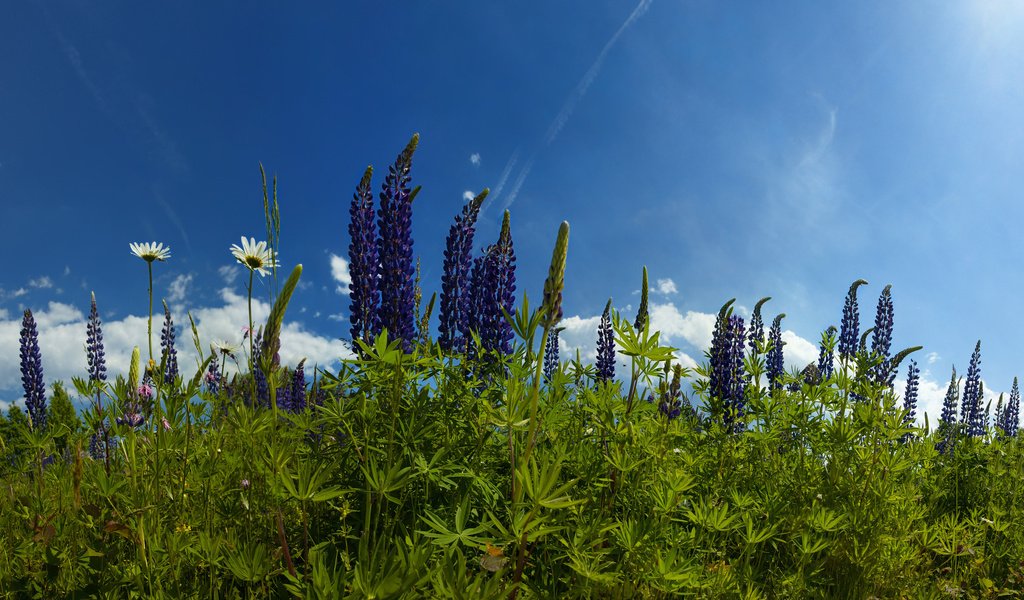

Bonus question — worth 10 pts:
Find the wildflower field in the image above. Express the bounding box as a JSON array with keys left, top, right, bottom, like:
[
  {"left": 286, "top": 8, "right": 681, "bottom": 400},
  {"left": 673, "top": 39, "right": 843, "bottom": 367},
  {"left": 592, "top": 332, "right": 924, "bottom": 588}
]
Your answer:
[{"left": 3, "top": 136, "right": 1024, "bottom": 599}]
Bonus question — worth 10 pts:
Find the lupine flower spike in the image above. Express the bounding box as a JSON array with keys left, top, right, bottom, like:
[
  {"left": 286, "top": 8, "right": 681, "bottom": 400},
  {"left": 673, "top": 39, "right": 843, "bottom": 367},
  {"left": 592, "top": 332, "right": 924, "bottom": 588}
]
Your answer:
[
  {"left": 634, "top": 266, "right": 649, "bottom": 333},
  {"left": 439, "top": 189, "right": 487, "bottom": 353},
  {"left": 86, "top": 292, "right": 107, "bottom": 383},
  {"left": 541, "top": 222, "right": 570, "bottom": 330},
  {"left": 20, "top": 310, "right": 47, "bottom": 430},
  {"left": 1008, "top": 377, "right": 1020, "bottom": 437},
  {"left": 596, "top": 299, "right": 615, "bottom": 384},
  {"left": 543, "top": 327, "right": 562, "bottom": 383},
  {"left": 348, "top": 166, "right": 380, "bottom": 349},
  {"left": 870, "top": 284, "right": 894, "bottom": 384},
  {"left": 160, "top": 301, "right": 178, "bottom": 385},
  {"left": 709, "top": 300, "right": 747, "bottom": 432},
  {"left": 817, "top": 326, "right": 837, "bottom": 382},
  {"left": 839, "top": 279, "right": 868, "bottom": 361},
  {"left": 902, "top": 360, "right": 919, "bottom": 441},
  {"left": 377, "top": 134, "right": 420, "bottom": 351},
  {"left": 747, "top": 297, "right": 771, "bottom": 355},
  {"left": 766, "top": 314, "right": 786, "bottom": 392},
  {"left": 960, "top": 341, "right": 984, "bottom": 437}
]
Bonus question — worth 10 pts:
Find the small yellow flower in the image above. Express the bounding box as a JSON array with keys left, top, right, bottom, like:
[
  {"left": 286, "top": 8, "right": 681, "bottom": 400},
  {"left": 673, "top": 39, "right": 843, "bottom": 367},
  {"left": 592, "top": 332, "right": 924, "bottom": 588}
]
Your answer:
[{"left": 175, "top": 523, "right": 192, "bottom": 533}]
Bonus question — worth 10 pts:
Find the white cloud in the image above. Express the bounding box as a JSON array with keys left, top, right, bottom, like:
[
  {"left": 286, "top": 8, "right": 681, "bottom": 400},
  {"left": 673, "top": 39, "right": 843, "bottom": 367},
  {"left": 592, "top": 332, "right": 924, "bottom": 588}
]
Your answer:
[
  {"left": 654, "top": 278, "right": 677, "bottom": 295},
  {"left": 64, "top": 266, "right": 71, "bottom": 276},
  {"left": 0, "top": 291, "right": 354, "bottom": 405},
  {"left": 648, "top": 302, "right": 716, "bottom": 351},
  {"left": 463, "top": 190, "right": 475, "bottom": 203},
  {"left": 29, "top": 276, "right": 53, "bottom": 289},
  {"left": 166, "top": 273, "right": 193, "bottom": 305},
  {"left": 218, "top": 265, "right": 239, "bottom": 286},
  {"left": 926, "top": 352, "right": 940, "bottom": 364},
  {"left": 469, "top": 153, "right": 481, "bottom": 166},
  {"left": 780, "top": 330, "right": 819, "bottom": 370},
  {"left": 329, "top": 254, "right": 351, "bottom": 295},
  {"left": 327, "top": 313, "right": 346, "bottom": 322},
  {"left": 11, "top": 288, "right": 27, "bottom": 298}
]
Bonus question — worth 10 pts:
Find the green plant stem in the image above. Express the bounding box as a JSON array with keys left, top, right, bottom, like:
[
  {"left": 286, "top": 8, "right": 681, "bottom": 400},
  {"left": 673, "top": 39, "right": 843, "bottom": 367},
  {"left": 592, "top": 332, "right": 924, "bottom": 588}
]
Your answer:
[
  {"left": 147, "top": 262, "right": 154, "bottom": 363},
  {"left": 247, "top": 269, "right": 255, "bottom": 403}
]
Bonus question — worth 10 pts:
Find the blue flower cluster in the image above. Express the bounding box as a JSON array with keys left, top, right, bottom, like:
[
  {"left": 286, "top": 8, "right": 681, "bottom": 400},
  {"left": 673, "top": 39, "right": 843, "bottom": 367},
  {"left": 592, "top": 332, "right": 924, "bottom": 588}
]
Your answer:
[
  {"left": 20, "top": 310, "right": 47, "bottom": 431},
  {"left": 596, "top": 299, "right": 615, "bottom": 384},
  {"left": 438, "top": 190, "right": 486, "bottom": 353},
  {"left": 161, "top": 303, "right": 178, "bottom": 384},
  {"left": 87, "top": 293, "right": 107, "bottom": 383},
  {"left": 766, "top": 314, "right": 785, "bottom": 392}
]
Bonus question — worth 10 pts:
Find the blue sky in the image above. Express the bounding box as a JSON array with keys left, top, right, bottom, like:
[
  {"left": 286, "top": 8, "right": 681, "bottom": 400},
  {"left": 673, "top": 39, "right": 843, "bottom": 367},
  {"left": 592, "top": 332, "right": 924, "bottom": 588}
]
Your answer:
[{"left": 3, "top": 1, "right": 1024, "bottom": 422}]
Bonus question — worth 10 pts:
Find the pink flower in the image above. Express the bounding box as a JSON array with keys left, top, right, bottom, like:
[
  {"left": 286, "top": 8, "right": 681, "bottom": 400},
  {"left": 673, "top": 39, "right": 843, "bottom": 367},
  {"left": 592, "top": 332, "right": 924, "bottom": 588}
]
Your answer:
[
  {"left": 138, "top": 383, "right": 154, "bottom": 401},
  {"left": 162, "top": 417, "right": 171, "bottom": 431}
]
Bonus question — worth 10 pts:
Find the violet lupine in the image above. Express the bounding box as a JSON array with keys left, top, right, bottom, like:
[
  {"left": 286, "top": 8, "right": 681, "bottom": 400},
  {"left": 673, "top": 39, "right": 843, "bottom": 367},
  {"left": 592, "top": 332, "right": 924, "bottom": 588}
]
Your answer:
[
  {"left": 817, "top": 326, "right": 837, "bottom": 382},
  {"left": 205, "top": 355, "right": 221, "bottom": 396},
  {"left": 708, "top": 303, "right": 746, "bottom": 432},
  {"left": 377, "top": 134, "right": 419, "bottom": 352},
  {"left": 488, "top": 211, "right": 517, "bottom": 355},
  {"left": 902, "top": 360, "right": 920, "bottom": 439},
  {"left": 543, "top": 327, "right": 561, "bottom": 383},
  {"left": 659, "top": 364, "right": 690, "bottom": 421},
  {"left": 596, "top": 299, "right": 615, "bottom": 384},
  {"left": 838, "top": 280, "right": 867, "bottom": 361},
  {"left": 278, "top": 359, "right": 306, "bottom": 413},
  {"left": 251, "top": 330, "right": 269, "bottom": 408},
  {"left": 766, "top": 313, "right": 786, "bottom": 392},
  {"left": 348, "top": 166, "right": 380, "bottom": 348},
  {"left": 160, "top": 303, "right": 178, "bottom": 384},
  {"left": 465, "top": 251, "right": 490, "bottom": 358},
  {"left": 960, "top": 341, "right": 984, "bottom": 437},
  {"left": 939, "top": 367, "right": 960, "bottom": 427},
  {"left": 86, "top": 292, "right": 107, "bottom": 383},
  {"left": 439, "top": 189, "right": 487, "bottom": 353},
  {"left": 870, "top": 285, "right": 894, "bottom": 384},
  {"left": 20, "top": 310, "right": 47, "bottom": 430},
  {"left": 1008, "top": 377, "right": 1021, "bottom": 437},
  {"left": 747, "top": 297, "right": 771, "bottom": 355}
]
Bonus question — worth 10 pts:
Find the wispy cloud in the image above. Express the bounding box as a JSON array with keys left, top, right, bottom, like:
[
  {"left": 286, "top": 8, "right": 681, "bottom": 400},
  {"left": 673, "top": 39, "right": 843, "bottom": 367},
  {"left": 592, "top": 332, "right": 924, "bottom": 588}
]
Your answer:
[
  {"left": 218, "top": 265, "right": 239, "bottom": 286},
  {"left": 158, "top": 195, "right": 192, "bottom": 253},
  {"left": 470, "top": 153, "right": 481, "bottom": 166},
  {"left": 545, "top": 0, "right": 653, "bottom": 145},
  {"left": 499, "top": 0, "right": 653, "bottom": 211},
  {"left": 166, "top": 273, "right": 193, "bottom": 305}
]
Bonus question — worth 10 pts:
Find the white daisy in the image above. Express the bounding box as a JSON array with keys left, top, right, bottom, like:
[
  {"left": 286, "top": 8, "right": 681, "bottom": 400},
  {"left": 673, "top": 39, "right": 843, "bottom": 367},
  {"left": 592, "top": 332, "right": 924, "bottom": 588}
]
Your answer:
[
  {"left": 210, "top": 340, "right": 239, "bottom": 356},
  {"left": 230, "top": 237, "right": 278, "bottom": 277},
  {"left": 129, "top": 241, "right": 171, "bottom": 262}
]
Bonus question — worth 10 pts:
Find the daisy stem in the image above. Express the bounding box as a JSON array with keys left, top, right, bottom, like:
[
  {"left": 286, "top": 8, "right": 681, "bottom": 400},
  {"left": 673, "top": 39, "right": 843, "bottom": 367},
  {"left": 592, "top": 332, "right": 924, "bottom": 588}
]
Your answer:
[
  {"left": 248, "top": 269, "right": 255, "bottom": 402},
  {"left": 147, "top": 262, "right": 154, "bottom": 363}
]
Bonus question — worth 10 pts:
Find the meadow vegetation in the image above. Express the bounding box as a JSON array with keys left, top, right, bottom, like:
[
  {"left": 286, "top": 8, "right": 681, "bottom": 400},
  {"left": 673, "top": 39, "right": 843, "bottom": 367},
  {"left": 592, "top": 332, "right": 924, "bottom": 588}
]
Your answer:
[{"left": 2, "top": 136, "right": 1023, "bottom": 598}]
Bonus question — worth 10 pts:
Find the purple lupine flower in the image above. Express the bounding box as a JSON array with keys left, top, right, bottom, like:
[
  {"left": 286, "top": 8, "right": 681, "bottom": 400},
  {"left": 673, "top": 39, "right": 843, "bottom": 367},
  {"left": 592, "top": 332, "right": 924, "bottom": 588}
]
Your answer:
[
  {"left": 939, "top": 367, "right": 959, "bottom": 426},
  {"left": 377, "top": 135, "right": 419, "bottom": 352},
  {"left": 596, "top": 299, "right": 615, "bottom": 384},
  {"left": 117, "top": 407, "right": 144, "bottom": 428},
  {"left": 1008, "top": 377, "right": 1020, "bottom": 437},
  {"left": 241, "top": 479, "right": 251, "bottom": 490},
  {"left": 278, "top": 359, "right": 306, "bottom": 413},
  {"left": 747, "top": 297, "right": 771, "bottom": 355},
  {"left": 206, "top": 355, "right": 221, "bottom": 396},
  {"left": 543, "top": 327, "right": 561, "bottom": 383},
  {"left": 20, "top": 310, "right": 47, "bottom": 430},
  {"left": 160, "top": 303, "right": 178, "bottom": 385},
  {"left": 838, "top": 280, "right": 867, "bottom": 360},
  {"left": 659, "top": 364, "right": 690, "bottom": 421},
  {"left": 490, "top": 211, "right": 517, "bottom": 355},
  {"left": 817, "top": 326, "right": 837, "bottom": 382},
  {"left": 902, "top": 360, "right": 919, "bottom": 434},
  {"left": 766, "top": 314, "right": 786, "bottom": 392},
  {"left": 250, "top": 330, "right": 269, "bottom": 408},
  {"left": 870, "top": 285, "right": 894, "bottom": 385},
  {"left": 439, "top": 190, "right": 487, "bottom": 353},
  {"left": 960, "top": 341, "right": 984, "bottom": 437},
  {"left": 464, "top": 250, "right": 489, "bottom": 359},
  {"left": 348, "top": 166, "right": 380, "bottom": 348},
  {"left": 86, "top": 292, "right": 107, "bottom": 383},
  {"left": 708, "top": 303, "right": 746, "bottom": 433},
  {"left": 88, "top": 428, "right": 116, "bottom": 461},
  {"left": 138, "top": 383, "right": 155, "bottom": 402}
]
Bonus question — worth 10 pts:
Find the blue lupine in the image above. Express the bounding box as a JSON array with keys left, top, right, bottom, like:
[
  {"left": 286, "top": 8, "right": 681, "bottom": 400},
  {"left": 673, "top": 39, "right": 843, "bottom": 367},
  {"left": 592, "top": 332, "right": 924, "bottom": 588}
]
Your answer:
[
  {"left": 870, "top": 285, "right": 894, "bottom": 384},
  {"left": 709, "top": 304, "right": 746, "bottom": 432},
  {"left": 659, "top": 364, "right": 690, "bottom": 421},
  {"left": 902, "top": 360, "right": 919, "bottom": 437},
  {"left": 939, "top": 367, "right": 959, "bottom": 426},
  {"left": 1008, "top": 377, "right": 1021, "bottom": 437},
  {"left": 279, "top": 359, "right": 307, "bottom": 413},
  {"left": 817, "top": 326, "right": 837, "bottom": 382},
  {"left": 251, "top": 330, "right": 269, "bottom": 408},
  {"left": 596, "top": 299, "right": 615, "bottom": 384},
  {"left": 960, "top": 341, "right": 984, "bottom": 437},
  {"left": 748, "top": 297, "right": 770, "bottom": 355},
  {"left": 994, "top": 393, "right": 1006, "bottom": 437},
  {"left": 766, "top": 314, "right": 786, "bottom": 392},
  {"left": 86, "top": 292, "right": 107, "bottom": 383},
  {"left": 489, "top": 211, "right": 517, "bottom": 355},
  {"left": 465, "top": 250, "right": 489, "bottom": 358},
  {"left": 377, "top": 135, "right": 419, "bottom": 352},
  {"left": 544, "top": 327, "right": 561, "bottom": 383},
  {"left": 839, "top": 280, "right": 867, "bottom": 360},
  {"left": 439, "top": 190, "right": 487, "bottom": 353},
  {"left": 160, "top": 303, "right": 178, "bottom": 385},
  {"left": 348, "top": 166, "right": 380, "bottom": 348},
  {"left": 20, "top": 310, "right": 47, "bottom": 430},
  {"left": 205, "top": 355, "right": 221, "bottom": 396}
]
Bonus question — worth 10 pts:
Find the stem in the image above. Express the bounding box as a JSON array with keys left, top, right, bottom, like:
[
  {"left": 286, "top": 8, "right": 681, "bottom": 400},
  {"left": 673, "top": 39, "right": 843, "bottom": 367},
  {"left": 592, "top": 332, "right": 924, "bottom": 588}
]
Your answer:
[
  {"left": 248, "top": 270, "right": 255, "bottom": 403},
  {"left": 147, "top": 262, "right": 154, "bottom": 363}
]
